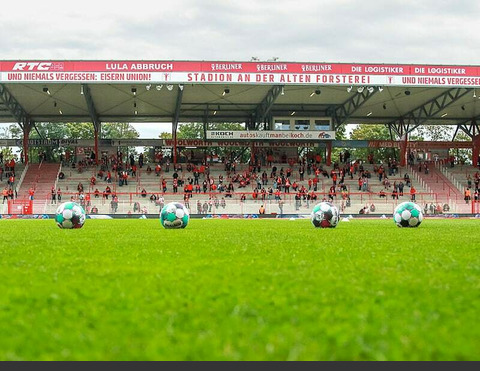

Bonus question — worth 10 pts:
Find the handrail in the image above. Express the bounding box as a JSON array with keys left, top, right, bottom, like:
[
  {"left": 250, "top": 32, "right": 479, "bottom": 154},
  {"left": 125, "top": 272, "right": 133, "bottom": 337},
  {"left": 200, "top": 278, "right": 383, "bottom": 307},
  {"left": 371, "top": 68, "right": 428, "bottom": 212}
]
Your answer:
[
  {"left": 53, "top": 163, "right": 62, "bottom": 192},
  {"left": 15, "top": 163, "right": 30, "bottom": 196},
  {"left": 32, "top": 189, "right": 439, "bottom": 205},
  {"left": 436, "top": 162, "right": 465, "bottom": 193}
]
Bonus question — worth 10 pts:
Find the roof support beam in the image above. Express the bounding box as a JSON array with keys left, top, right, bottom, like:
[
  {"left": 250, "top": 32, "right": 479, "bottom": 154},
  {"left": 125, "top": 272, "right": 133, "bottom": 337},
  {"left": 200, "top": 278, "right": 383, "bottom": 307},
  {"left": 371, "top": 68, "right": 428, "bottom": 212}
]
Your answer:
[
  {"left": 387, "top": 87, "right": 471, "bottom": 138},
  {"left": 32, "top": 122, "right": 45, "bottom": 139},
  {"left": 386, "top": 119, "right": 410, "bottom": 138},
  {"left": 0, "top": 83, "right": 29, "bottom": 123},
  {"left": 453, "top": 117, "right": 480, "bottom": 139},
  {"left": 172, "top": 85, "right": 184, "bottom": 134},
  {"left": 203, "top": 109, "right": 208, "bottom": 139},
  {"left": 329, "top": 89, "right": 378, "bottom": 130},
  {"left": 81, "top": 84, "right": 101, "bottom": 131},
  {"left": 250, "top": 85, "right": 284, "bottom": 129},
  {"left": 452, "top": 125, "right": 461, "bottom": 141},
  {"left": 171, "top": 85, "right": 185, "bottom": 165}
]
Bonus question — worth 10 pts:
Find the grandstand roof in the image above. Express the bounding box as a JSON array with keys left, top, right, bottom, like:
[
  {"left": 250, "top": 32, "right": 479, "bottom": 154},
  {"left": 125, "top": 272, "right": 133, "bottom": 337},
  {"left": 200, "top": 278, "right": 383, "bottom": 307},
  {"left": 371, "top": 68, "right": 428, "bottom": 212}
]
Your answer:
[{"left": 1, "top": 60, "right": 479, "bottom": 131}]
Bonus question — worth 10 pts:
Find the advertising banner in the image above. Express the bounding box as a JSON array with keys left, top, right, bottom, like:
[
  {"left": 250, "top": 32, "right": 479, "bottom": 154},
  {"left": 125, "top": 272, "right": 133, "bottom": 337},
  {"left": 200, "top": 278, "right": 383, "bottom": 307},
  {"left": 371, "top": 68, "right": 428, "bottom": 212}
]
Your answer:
[
  {"left": 1, "top": 61, "right": 479, "bottom": 87},
  {"left": 206, "top": 130, "right": 335, "bottom": 140}
]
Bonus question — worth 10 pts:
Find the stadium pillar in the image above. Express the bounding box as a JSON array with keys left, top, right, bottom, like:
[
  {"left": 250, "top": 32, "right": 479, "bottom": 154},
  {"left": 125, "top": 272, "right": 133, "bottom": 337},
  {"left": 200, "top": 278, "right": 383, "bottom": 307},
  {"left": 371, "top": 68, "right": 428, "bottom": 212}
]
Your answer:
[
  {"left": 399, "top": 134, "right": 408, "bottom": 167},
  {"left": 22, "top": 120, "right": 33, "bottom": 165},
  {"left": 94, "top": 127, "right": 99, "bottom": 165},
  {"left": 473, "top": 134, "right": 480, "bottom": 168},
  {"left": 326, "top": 142, "right": 332, "bottom": 166},
  {"left": 173, "top": 129, "right": 178, "bottom": 165},
  {"left": 250, "top": 142, "right": 255, "bottom": 166}
]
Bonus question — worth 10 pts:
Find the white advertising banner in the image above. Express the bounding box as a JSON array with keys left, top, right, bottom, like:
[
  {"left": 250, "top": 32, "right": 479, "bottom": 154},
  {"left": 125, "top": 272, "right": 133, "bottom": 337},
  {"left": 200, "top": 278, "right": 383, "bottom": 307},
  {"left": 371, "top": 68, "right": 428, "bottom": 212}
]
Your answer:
[
  {"left": 206, "top": 130, "right": 335, "bottom": 141},
  {"left": 1, "top": 61, "right": 479, "bottom": 87}
]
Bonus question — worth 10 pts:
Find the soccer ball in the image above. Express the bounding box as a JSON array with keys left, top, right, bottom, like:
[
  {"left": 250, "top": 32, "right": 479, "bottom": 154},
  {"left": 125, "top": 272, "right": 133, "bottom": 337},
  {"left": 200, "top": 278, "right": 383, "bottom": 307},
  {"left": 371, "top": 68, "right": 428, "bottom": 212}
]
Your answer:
[
  {"left": 55, "top": 201, "right": 86, "bottom": 229},
  {"left": 310, "top": 202, "right": 340, "bottom": 228},
  {"left": 160, "top": 202, "right": 190, "bottom": 229},
  {"left": 393, "top": 201, "right": 423, "bottom": 227}
]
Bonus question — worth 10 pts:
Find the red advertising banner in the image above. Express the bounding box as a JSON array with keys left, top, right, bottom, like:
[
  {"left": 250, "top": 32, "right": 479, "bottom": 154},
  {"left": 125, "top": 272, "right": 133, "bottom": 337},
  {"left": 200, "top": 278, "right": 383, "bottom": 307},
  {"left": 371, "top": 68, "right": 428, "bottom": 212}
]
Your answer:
[
  {"left": 1, "top": 60, "right": 479, "bottom": 87},
  {"left": 163, "top": 139, "right": 316, "bottom": 148},
  {"left": 368, "top": 140, "right": 472, "bottom": 149},
  {"left": 1, "top": 61, "right": 479, "bottom": 76}
]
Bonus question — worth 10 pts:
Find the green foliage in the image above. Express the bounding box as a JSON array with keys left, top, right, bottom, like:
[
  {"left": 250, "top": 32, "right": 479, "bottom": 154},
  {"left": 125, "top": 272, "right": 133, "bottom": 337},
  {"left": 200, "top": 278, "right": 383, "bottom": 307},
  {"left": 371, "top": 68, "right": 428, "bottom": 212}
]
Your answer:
[
  {"left": 411, "top": 125, "right": 454, "bottom": 142},
  {"left": 177, "top": 122, "right": 204, "bottom": 139},
  {"left": 348, "top": 124, "right": 395, "bottom": 162},
  {"left": 159, "top": 122, "right": 249, "bottom": 163},
  {"left": 410, "top": 125, "right": 473, "bottom": 164},
  {"left": 65, "top": 123, "right": 94, "bottom": 139},
  {"left": 3, "top": 124, "right": 22, "bottom": 139},
  {"left": 100, "top": 123, "right": 139, "bottom": 139},
  {"left": 159, "top": 131, "right": 172, "bottom": 139},
  {"left": 0, "top": 219, "right": 479, "bottom": 361},
  {"left": 330, "top": 123, "right": 347, "bottom": 162},
  {"left": 452, "top": 131, "right": 473, "bottom": 165},
  {"left": 12, "top": 122, "right": 140, "bottom": 162}
]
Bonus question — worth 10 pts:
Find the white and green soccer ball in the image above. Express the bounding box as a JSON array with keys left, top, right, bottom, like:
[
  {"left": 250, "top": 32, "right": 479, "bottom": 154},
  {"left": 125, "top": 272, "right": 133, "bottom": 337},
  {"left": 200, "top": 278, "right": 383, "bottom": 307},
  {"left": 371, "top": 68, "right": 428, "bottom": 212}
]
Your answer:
[
  {"left": 160, "top": 202, "right": 189, "bottom": 229},
  {"left": 310, "top": 201, "right": 340, "bottom": 228},
  {"left": 393, "top": 201, "right": 423, "bottom": 227},
  {"left": 55, "top": 201, "right": 86, "bottom": 229}
]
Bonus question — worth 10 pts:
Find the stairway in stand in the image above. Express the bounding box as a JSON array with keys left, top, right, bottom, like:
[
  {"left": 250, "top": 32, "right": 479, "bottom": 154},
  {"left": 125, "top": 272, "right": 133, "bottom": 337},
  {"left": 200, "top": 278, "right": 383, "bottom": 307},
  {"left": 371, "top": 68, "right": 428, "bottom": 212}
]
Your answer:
[
  {"left": 17, "top": 162, "right": 60, "bottom": 214},
  {"left": 411, "top": 162, "right": 471, "bottom": 213}
]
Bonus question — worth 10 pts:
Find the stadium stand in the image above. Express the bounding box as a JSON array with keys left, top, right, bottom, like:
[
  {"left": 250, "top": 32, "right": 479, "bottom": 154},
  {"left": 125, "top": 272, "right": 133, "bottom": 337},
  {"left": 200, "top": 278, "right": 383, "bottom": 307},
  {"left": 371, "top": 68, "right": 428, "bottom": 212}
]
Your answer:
[{"left": 29, "top": 156, "right": 438, "bottom": 216}]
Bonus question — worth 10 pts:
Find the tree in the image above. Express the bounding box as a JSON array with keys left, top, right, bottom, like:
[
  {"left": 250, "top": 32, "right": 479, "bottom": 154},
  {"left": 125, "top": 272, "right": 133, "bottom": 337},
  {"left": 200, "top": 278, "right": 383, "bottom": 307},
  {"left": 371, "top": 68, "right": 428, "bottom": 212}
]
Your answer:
[
  {"left": 2, "top": 122, "right": 140, "bottom": 162},
  {"left": 157, "top": 122, "right": 250, "bottom": 163},
  {"left": 348, "top": 124, "right": 394, "bottom": 162},
  {"left": 66, "top": 123, "right": 95, "bottom": 139},
  {"left": 0, "top": 124, "right": 19, "bottom": 160},
  {"left": 330, "top": 123, "right": 347, "bottom": 164},
  {"left": 452, "top": 131, "right": 473, "bottom": 165},
  {"left": 410, "top": 125, "right": 473, "bottom": 164},
  {"left": 410, "top": 125, "right": 454, "bottom": 142},
  {"left": 100, "top": 123, "right": 139, "bottom": 139}
]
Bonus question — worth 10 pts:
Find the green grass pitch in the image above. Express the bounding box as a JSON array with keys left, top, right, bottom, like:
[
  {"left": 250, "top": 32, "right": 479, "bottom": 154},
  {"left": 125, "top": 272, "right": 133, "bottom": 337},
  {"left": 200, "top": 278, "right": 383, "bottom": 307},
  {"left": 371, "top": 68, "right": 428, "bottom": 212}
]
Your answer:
[{"left": 0, "top": 218, "right": 479, "bottom": 361}]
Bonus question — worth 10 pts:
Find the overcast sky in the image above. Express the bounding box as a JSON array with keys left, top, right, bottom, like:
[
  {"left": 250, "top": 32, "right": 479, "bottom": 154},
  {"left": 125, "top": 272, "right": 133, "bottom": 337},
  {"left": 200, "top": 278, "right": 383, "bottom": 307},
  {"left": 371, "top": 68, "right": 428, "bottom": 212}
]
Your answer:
[{"left": 1, "top": 0, "right": 479, "bottom": 138}]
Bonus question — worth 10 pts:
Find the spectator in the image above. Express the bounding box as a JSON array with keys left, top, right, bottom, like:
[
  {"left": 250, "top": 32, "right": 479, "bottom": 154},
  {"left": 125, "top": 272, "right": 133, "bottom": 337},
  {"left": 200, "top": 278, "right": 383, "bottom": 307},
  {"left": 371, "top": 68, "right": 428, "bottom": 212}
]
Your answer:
[
  {"left": 28, "top": 187, "right": 35, "bottom": 200},
  {"left": 391, "top": 189, "right": 398, "bottom": 200},
  {"left": 111, "top": 195, "right": 119, "bottom": 213},
  {"left": 278, "top": 200, "right": 284, "bottom": 217},
  {"left": 410, "top": 186, "right": 416, "bottom": 201},
  {"left": 464, "top": 188, "right": 471, "bottom": 204},
  {"left": 158, "top": 196, "right": 165, "bottom": 210},
  {"left": 51, "top": 186, "right": 56, "bottom": 204},
  {"left": 2, "top": 187, "right": 8, "bottom": 204},
  {"left": 105, "top": 186, "right": 112, "bottom": 199}
]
